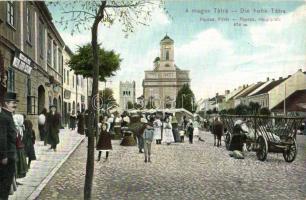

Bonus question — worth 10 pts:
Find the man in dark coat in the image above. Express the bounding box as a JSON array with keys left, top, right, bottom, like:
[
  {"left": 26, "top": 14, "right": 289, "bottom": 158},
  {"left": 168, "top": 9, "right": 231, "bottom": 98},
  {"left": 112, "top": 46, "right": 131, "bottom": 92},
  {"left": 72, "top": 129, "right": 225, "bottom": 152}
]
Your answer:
[
  {"left": 0, "top": 92, "right": 18, "bottom": 200},
  {"left": 46, "top": 105, "right": 61, "bottom": 151},
  {"left": 213, "top": 117, "right": 224, "bottom": 147}
]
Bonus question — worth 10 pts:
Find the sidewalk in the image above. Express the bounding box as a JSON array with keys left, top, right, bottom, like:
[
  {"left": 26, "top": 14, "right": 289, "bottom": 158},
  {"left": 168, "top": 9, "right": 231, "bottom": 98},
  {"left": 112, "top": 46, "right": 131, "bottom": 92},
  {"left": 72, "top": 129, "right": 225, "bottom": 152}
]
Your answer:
[{"left": 9, "top": 129, "right": 85, "bottom": 200}]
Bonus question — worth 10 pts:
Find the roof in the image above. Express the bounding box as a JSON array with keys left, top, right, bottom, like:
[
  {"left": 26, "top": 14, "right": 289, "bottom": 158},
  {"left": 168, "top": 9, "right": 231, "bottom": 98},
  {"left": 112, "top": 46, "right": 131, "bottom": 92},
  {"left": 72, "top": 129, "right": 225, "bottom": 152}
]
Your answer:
[
  {"left": 160, "top": 34, "right": 174, "bottom": 43},
  {"left": 235, "top": 82, "right": 265, "bottom": 99},
  {"left": 251, "top": 78, "right": 287, "bottom": 96},
  {"left": 271, "top": 89, "right": 306, "bottom": 112}
]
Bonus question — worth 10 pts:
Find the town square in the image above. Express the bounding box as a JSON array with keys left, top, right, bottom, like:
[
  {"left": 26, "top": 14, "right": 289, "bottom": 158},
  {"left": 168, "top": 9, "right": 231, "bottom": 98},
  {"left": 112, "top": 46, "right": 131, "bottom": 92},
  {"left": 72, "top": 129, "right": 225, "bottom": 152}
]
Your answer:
[{"left": 0, "top": 1, "right": 306, "bottom": 200}]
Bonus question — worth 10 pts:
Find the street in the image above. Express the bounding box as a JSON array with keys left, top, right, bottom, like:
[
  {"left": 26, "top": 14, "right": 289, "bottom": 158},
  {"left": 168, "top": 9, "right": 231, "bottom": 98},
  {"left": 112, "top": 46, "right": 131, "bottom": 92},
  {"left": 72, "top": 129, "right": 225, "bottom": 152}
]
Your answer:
[{"left": 38, "top": 130, "right": 306, "bottom": 200}]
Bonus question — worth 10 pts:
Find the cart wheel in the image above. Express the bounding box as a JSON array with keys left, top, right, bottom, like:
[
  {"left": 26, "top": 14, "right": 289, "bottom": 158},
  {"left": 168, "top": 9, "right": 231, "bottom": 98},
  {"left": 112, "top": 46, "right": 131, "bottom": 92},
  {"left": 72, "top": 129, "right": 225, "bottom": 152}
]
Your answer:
[
  {"left": 283, "top": 138, "right": 297, "bottom": 163},
  {"left": 225, "top": 132, "right": 231, "bottom": 150},
  {"left": 256, "top": 136, "right": 268, "bottom": 161},
  {"left": 246, "top": 143, "right": 252, "bottom": 151}
]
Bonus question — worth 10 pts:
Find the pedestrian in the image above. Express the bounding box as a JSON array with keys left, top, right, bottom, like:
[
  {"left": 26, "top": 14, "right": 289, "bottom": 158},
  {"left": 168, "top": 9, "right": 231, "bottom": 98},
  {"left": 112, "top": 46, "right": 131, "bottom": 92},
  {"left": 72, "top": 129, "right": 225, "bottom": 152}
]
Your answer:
[
  {"left": 171, "top": 115, "right": 180, "bottom": 142},
  {"left": 193, "top": 119, "right": 200, "bottom": 139},
  {"left": 153, "top": 116, "right": 162, "bottom": 144},
  {"left": 23, "top": 120, "right": 36, "bottom": 169},
  {"left": 69, "top": 110, "right": 77, "bottom": 130},
  {"left": 135, "top": 116, "right": 147, "bottom": 153},
  {"left": 107, "top": 114, "right": 115, "bottom": 135},
  {"left": 143, "top": 122, "right": 154, "bottom": 163},
  {"left": 0, "top": 92, "right": 18, "bottom": 200},
  {"left": 96, "top": 122, "right": 112, "bottom": 161},
  {"left": 46, "top": 105, "right": 61, "bottom": 152},
  {"left": 213, "top": 117, "right": 224, "bottom": 147},
  {"left": 179, "top": 126, "right": 185, "bottom": 142},
  {"left": 13, "top": 114, "right": 28, "bottom": 179},
  {"left": 162, "top": 117, "right": 174, "bottom": 145},
  {"left": 77, "top": 110, "right": 85, "bottom": 135},
  {"left": 38, "top": 108, "right": 47, "bottom": 143},
  {"left": 187, "top": 122, "right": 194, "bottom": 144}
]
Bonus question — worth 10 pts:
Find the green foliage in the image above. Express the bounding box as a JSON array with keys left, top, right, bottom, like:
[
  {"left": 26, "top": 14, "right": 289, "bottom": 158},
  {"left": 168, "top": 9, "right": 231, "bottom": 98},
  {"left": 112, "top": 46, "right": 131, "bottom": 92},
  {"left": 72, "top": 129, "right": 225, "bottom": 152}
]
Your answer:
[
  {"left": 235, "top": 104, "right": 249, "bottom": 115},
  {"left": 259, "top": 107, "right": 271, "bottom": 116},
  {"left": 133, "top": 103, "right": 142, "bottom": 109},
  {"left": 99, "top": 88, "right": 117, "bottom": 110},
  {"left": 175, "top": 84, "right": 195, "bottom": 113},
  {"left": 127, "top": 101, "right": 134, "bottom": 109},
  {"left": 248, "top": 102, "right": 261, "bottom": 115},
  {"left": 68, "top": 44, "right": 121, "bottom": 81}
]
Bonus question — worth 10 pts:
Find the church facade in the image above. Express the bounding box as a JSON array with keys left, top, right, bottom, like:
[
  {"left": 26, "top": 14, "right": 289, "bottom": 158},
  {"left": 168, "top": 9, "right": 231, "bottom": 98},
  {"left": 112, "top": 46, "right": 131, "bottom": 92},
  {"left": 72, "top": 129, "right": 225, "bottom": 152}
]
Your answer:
[{"left": 142, "top": 35, "right": 190, "bottom": 109}]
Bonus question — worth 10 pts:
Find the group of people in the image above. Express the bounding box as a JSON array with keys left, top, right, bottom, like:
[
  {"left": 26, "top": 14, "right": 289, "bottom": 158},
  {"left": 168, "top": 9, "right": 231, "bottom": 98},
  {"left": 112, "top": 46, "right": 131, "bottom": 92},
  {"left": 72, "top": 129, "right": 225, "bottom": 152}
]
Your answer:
[{"left": 0, "top": 92, "right": 62, "bottom": 200}]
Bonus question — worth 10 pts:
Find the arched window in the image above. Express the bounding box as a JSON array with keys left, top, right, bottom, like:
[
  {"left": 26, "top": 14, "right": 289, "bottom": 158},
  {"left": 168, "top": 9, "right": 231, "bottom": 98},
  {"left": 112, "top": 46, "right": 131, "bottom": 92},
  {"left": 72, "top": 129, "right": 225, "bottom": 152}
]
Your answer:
[{"left": 166, "top": 50, "right": 169, "bottom": 60}]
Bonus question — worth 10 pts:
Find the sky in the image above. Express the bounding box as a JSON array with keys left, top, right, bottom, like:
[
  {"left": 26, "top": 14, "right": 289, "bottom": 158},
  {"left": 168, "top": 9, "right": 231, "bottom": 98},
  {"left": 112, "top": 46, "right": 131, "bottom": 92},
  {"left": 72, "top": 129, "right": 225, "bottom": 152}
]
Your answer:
[{"left": 48, "top": 0, "right": 306, "bottom": 103}]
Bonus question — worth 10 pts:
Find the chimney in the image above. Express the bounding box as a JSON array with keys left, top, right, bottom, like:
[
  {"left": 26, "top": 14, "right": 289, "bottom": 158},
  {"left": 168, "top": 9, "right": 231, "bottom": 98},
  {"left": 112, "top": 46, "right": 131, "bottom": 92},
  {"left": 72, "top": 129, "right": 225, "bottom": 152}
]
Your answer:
[
  {"left": 266, "top": 77, "right": 269, "bottom": 81},
  {"left": 225, "top": 90, "right": 230, "bottom": 95},
  {"left": 287, "top": 75, "right": 291, "bottom": 78},
  {"left": 279, "top": 77, "right": 283, "bottom": 80}
]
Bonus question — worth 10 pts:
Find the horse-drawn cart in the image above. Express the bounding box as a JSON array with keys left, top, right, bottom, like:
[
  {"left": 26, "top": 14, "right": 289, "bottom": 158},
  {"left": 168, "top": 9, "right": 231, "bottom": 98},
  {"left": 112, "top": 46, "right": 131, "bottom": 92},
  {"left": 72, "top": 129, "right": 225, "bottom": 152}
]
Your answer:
[{"left": 221, "top": 115, "right": 304, "bottom": 162}]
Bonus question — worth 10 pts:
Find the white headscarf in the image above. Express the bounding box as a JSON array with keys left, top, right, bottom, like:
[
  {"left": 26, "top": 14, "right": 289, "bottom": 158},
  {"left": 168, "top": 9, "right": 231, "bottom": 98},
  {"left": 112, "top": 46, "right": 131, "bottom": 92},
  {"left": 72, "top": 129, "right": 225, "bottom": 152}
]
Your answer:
[{"left": 13, "top": 114, "right": 24, "bottom": 137}]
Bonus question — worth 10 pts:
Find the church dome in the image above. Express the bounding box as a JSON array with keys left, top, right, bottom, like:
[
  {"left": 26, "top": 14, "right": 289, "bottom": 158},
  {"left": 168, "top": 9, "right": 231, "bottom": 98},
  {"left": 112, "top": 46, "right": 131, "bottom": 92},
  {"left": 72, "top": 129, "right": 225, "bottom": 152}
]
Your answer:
[{"left": 160, "top": 34, "right": 174, "bottom": 43}]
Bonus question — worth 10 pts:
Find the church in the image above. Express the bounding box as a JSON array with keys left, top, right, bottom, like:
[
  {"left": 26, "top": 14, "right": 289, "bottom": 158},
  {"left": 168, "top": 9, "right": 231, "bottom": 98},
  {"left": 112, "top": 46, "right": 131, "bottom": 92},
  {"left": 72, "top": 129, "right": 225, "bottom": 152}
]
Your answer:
[{"left": 142, "top": 35, "right": 190, "bottom": 109}]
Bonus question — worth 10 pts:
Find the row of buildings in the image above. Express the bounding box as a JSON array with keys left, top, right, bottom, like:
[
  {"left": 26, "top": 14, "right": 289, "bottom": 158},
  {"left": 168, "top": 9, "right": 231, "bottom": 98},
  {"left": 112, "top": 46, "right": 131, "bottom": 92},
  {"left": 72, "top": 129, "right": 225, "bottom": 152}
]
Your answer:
[
  {"left": 198, "top": 69, "right": 306, "bottom": 115},
  {"left": 0, "top": 2, "right": 92, "bottom": 131}
]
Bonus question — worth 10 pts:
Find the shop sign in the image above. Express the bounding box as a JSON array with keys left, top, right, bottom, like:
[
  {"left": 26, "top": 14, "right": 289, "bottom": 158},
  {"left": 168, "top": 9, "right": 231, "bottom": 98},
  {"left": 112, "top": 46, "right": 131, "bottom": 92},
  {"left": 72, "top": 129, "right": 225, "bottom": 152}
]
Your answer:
[{"left": 12, "top": 51, "right": 32, "bottom": 75}]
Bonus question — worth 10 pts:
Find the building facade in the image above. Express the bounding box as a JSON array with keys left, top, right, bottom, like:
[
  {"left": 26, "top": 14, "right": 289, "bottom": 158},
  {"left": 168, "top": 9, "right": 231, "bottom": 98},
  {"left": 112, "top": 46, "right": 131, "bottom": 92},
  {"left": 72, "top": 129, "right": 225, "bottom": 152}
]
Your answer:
[
  {"left": 0, "top": 1, "right": 64, "bottom": 136},
  {"left": 119, "top": 81, "right": 136, "bottom": 111},
  {"left": 142, "top": 35, "right": 190, "bottom": 109},
  {"left": 62, "top": 46, "right": 91, "bottom": 125}
]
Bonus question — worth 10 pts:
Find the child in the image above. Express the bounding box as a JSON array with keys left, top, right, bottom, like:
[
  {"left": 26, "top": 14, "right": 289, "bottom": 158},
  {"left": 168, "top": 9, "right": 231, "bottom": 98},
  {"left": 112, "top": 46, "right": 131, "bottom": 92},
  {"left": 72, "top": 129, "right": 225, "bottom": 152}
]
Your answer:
[
  {"left": 23, "top": 120, "right": 36, "bottom": 168},
  {"left": 96, "top": 122, "right": 112, "bottom": 161},
  {"left": 143, "top": 123, "right": 154, "bottom": 163},
  {"left": 179, "top": 126, "right": 185, "bottom": 143}
]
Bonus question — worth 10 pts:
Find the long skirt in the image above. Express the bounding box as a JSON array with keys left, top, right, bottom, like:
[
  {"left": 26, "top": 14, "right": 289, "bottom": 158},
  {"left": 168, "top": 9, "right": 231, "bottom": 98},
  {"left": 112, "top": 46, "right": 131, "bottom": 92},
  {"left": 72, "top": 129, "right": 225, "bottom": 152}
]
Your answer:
[
  {"left": 193, "top": 128, "right": 199, "bottom": 137},
  {"left": 153, "top": 127, "right": 162, "bottom": 140},
  {"left": 162, "top": 128, "right": 175, "bottom": 144},
  {"left": 16, "top": 149, "right": 28, "bottom": 179}
]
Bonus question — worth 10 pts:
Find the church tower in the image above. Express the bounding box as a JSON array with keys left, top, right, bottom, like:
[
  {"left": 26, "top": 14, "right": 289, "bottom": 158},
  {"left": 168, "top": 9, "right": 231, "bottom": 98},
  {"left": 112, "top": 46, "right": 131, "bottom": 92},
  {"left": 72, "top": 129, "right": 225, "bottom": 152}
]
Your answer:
[{"left": 159, "top": 35, "right": 175, "bottom": 71}]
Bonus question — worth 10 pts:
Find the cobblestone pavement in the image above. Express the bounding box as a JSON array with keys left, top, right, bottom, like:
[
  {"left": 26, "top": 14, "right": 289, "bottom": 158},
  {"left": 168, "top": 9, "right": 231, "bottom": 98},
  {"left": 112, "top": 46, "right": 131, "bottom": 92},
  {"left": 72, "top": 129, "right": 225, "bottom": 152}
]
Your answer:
[
  {"left": 38, "top": 130, "right": 306, "bottom": 200},
  {"left": 9, "top": 129, "right": 84, "bottom": 200}
]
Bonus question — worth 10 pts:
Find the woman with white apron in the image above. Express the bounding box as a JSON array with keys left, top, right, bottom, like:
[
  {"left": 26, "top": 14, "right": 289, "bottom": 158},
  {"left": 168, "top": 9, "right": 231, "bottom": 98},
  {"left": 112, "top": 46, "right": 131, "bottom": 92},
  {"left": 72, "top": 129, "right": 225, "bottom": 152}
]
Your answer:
[
  {"left": 162, "top": 117, "right": 174, "bottom": 145},
  {"left": 153, "top": 117, "right": 162, "bottom": 144},
  {"left": 193, "top": 119, "right": 199, "bottom": 138}
]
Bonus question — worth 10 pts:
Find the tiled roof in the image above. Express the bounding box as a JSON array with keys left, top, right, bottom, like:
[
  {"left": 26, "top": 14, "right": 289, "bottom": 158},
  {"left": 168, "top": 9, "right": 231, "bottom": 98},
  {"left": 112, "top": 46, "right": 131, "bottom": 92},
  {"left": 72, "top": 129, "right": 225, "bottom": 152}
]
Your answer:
[
  {"left": 250, "top": 78, "right": 287, "bottom": 96},
  {"left": 235, "top": 82, "right": 265, "bottom": 99}
]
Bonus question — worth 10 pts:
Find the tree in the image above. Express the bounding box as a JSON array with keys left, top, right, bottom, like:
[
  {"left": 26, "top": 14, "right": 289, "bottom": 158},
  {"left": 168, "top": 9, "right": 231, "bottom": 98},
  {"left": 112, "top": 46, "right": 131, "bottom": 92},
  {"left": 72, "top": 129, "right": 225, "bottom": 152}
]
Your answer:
[
  {"left": 260, "top": 107, "right": 271, "bottom": 116},
  {"left": 249, "top": 102, "right": 261, "bottom": 115},
  {"left": 145, "top": 97, "right": 155, "bottom": 109},
  {"left": 235, "top": 104, "right": 249, "bottom": 115},
  {"left": 68, "top": 44, "right": 121, "bottom": 81},
  {"left": 49, "top": 1, "right": 164, "bottom": 199},
  {"left": 127, "top": 101, "right": 133, "bottom": 109},
  {"left": 175, "top": 84, "right": 195, "bottom": 113},
  {"left": 99, "top": 88, "right": 117, "bottom": 110}
]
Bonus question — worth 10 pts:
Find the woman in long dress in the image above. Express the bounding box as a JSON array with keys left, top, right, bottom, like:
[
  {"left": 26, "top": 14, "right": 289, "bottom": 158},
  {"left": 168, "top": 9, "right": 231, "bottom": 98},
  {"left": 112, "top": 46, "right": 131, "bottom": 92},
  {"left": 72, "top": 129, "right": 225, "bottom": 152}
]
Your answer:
[
  {"left": 193, "top": 119, "right": 199, "bottom": 138},
  {"left": 162, "top": 117, "right": 174, "bottom": 145},
  {"left": 153, "top": 117, "right": 162, "bottom": 144}
]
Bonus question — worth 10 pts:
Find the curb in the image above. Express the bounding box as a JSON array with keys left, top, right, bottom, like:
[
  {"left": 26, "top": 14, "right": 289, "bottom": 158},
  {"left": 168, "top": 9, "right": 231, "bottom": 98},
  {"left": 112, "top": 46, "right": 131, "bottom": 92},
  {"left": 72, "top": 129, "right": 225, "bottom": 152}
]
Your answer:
[{"left": 27, "top": 136, "right": 85, "bottom": 200}]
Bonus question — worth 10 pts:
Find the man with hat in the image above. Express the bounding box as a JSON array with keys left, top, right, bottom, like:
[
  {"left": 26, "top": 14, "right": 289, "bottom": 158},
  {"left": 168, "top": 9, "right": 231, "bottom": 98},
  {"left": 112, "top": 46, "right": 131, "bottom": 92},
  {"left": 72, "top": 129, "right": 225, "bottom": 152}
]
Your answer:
[
  {"left": 46, "top": 105, "right": 61, "bottom": 151},
  {"left": 0, "top": 92, "right": 18, "bottom": 200}
]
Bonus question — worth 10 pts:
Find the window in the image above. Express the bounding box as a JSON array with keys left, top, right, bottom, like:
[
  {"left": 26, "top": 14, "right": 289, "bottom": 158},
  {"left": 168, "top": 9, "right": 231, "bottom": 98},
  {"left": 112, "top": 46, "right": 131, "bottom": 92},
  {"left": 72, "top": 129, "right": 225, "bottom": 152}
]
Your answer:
[
  {"left": 67, "top": 71, "right": 69, "bottom": 85},
  {"left": 26, "top": 4, "right": 31, "bottom": 43},
  {"left": 166, "top": 50, "right": 169, "bottom": 60},
  {"left": 47, "top": 36, "right": 51, "bottom": 65},
  {"left": 26, "top": 77, "right": 36, "bottom": 114},
  {"left": 72, "top": 75, "right": 75, "bottom": 88},
  {"left": 39, "top": 20, "right": 44, "bottom": 58},
  {"left": 7, "top": 68, "right": 15, "bottom": 92},
  {"left": 7, "top": 1, "right": 15, "bottom": 26},
  {"left": 63, "top": 69, "right": 66, "bottom": 83},
  {"left": 53, "top": 43, "right": 57, "bottom": 69}
]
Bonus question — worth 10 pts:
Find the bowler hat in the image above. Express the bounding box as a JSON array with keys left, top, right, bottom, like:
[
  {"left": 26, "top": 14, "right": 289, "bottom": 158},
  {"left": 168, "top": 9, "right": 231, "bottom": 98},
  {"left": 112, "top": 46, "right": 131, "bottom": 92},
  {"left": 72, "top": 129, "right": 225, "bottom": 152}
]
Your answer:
[{"left": 4, "top": 92, "right": 19, "bottom": 102}]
